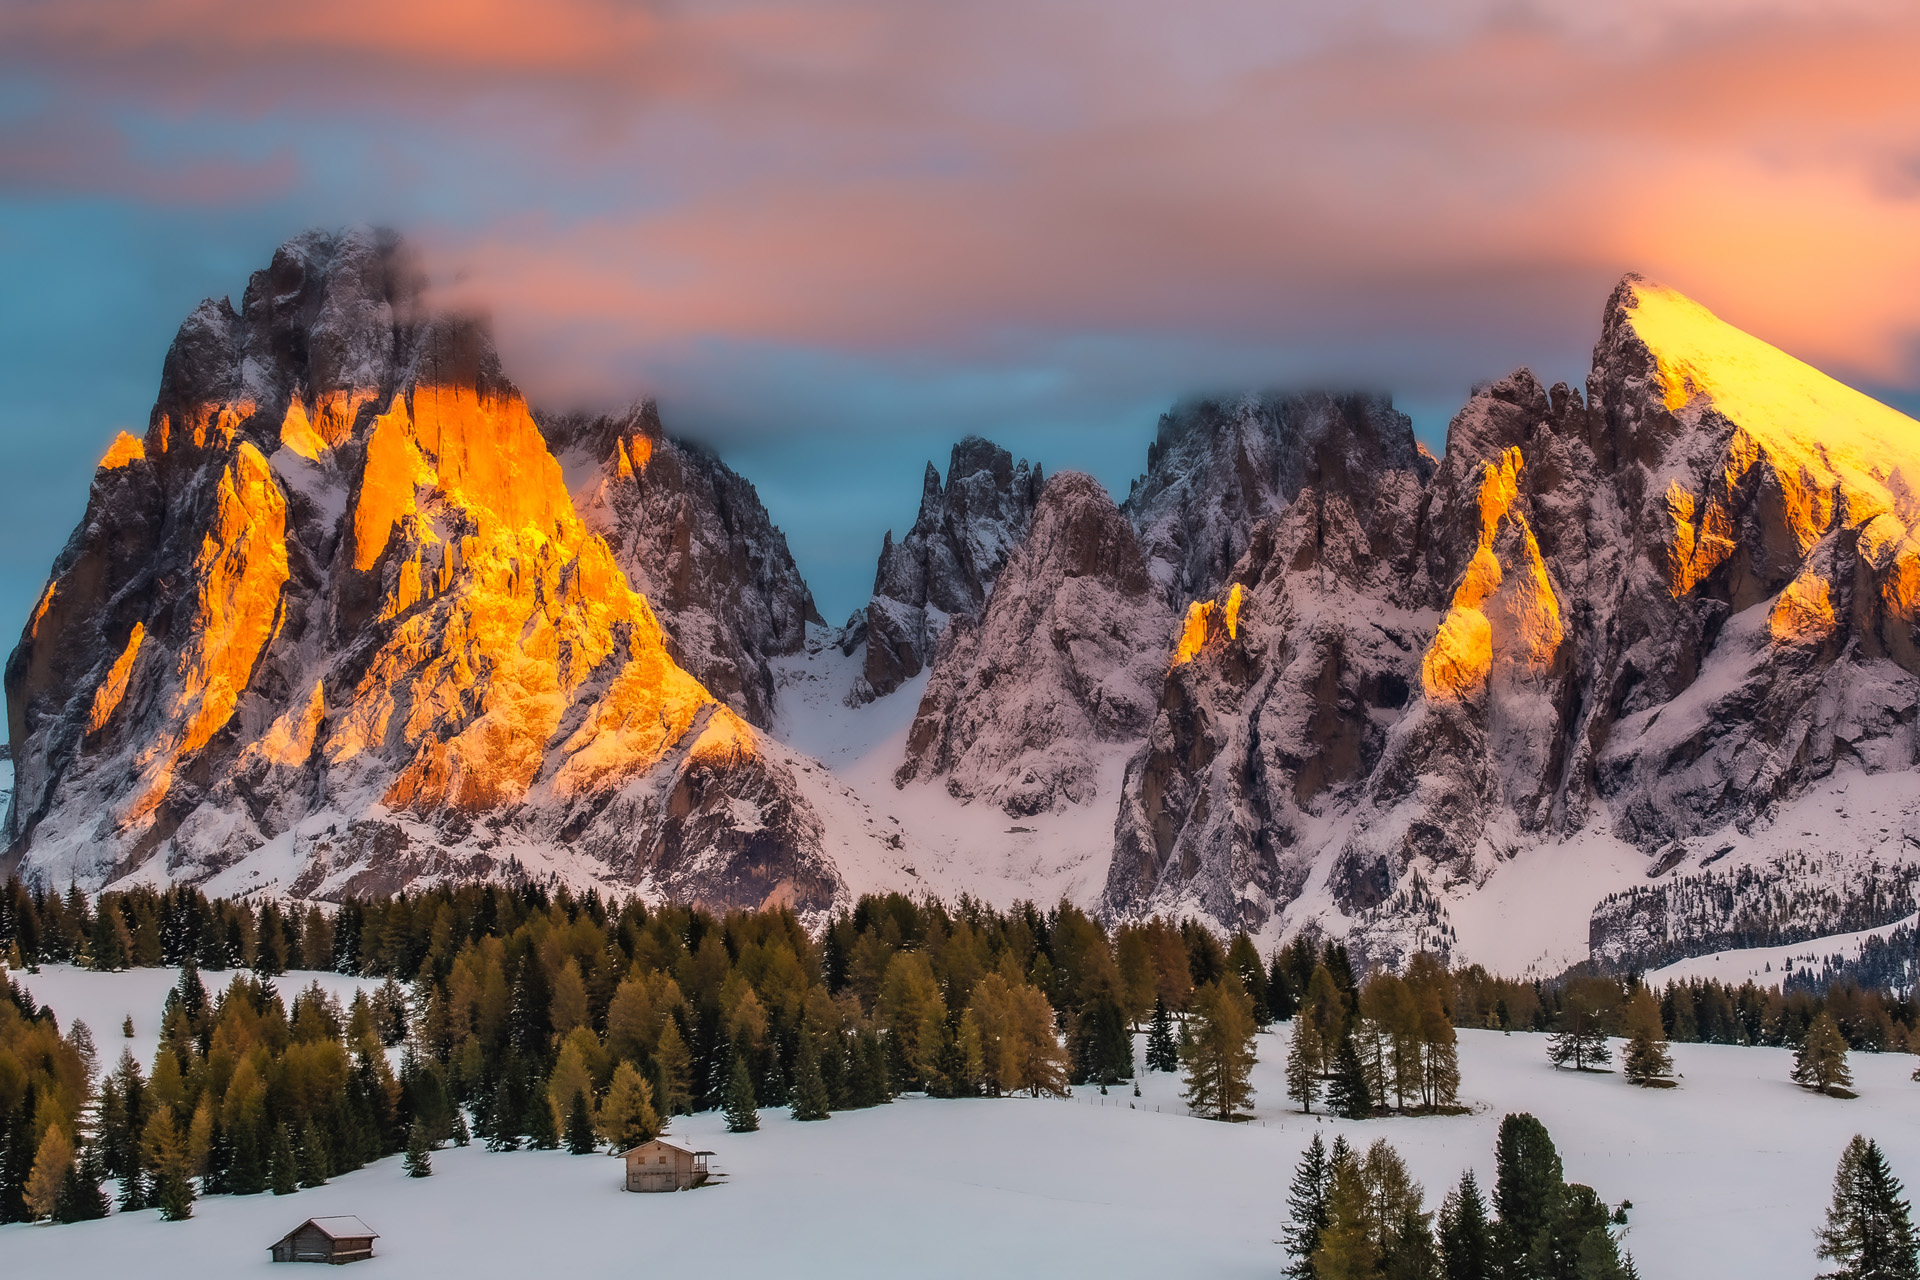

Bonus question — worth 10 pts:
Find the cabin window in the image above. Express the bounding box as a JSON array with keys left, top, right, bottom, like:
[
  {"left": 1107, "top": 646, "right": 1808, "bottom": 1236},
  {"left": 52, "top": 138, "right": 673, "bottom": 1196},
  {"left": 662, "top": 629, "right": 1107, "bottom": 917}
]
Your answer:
[{"left": 658, "top": 1156, "right": 667, "bottom": 1164}]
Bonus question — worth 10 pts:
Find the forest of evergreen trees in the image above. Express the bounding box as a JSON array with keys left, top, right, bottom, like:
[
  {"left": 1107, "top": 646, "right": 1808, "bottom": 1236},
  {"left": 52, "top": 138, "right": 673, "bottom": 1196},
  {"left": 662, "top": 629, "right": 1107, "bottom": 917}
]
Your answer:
[{"left": 2, "top": 878, "right": 1919, "bottom": 1230}]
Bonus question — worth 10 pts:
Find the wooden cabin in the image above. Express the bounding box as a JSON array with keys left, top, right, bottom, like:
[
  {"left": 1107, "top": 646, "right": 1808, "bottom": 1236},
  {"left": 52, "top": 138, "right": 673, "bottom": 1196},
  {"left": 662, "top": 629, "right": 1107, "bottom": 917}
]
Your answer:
[
  {"left": 269, "top": 1216, "right": 380, "bottom": 1264},
  {"left": 620, "top": 1136, "right": 713, "bottom": 1192}
]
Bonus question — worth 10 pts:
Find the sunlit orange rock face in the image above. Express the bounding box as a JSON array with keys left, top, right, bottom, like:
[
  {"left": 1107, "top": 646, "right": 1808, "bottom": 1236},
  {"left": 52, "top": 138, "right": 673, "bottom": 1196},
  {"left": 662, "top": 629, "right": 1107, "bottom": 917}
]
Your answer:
[
  {"left": 3, "top": 229, "right": 836, "bottom": 911},
  {"left": 1419, "top": 448, "right": 1563, "bottom": 701}
]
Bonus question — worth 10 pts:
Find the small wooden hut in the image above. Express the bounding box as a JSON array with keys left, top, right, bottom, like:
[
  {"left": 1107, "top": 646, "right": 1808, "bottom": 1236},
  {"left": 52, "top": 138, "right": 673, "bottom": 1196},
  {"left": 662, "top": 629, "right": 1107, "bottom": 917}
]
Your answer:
[
  {"left": 620, "top": 1136, "right": 713, "bottom": 1192},
  {"left": 269, "top": 1216, "right": 380, "bottom": 1264}
]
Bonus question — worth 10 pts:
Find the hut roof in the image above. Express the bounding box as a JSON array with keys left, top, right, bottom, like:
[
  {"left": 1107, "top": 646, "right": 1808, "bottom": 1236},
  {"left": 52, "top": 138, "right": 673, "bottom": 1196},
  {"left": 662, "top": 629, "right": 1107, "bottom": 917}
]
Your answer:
[
  {"left": 297, "top": 1216, "right": 379, "bottom": 1240},
  {"left": 622, "top": 1136, "right": 715, "bottom": 1157}
]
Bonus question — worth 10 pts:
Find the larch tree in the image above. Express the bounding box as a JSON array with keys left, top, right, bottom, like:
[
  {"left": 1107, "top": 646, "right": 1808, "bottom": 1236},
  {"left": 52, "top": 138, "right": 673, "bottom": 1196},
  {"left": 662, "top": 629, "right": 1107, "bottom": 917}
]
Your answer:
[
  {"left": 24, "top": 1122, "right": 74, "bottom": 1221},
  {"left": 654, "top": 1018, "right": 695, "bottom": 1116},
  {"left": 1312, "top": 1142, "right": 1378, "bottom": 1280},
  {"left": 1795, "top": 1013, "right": 1854, "bottom": 1097},
  {"left": 1287, "top": 1016, "right": 1323, "bottom": 1114},
  {"left": 1180, "top": 977, "right": 1257, "bottom": 1121},
  {"left": 1621, "top": 988, "right": 1675, "bottom": 1089},
  {"left": 1817, "top": 1135, "right": 1920, "bottom": 1280},
  {"left": 597, "top": 1062, "right": 663, "bottom": 1149}
]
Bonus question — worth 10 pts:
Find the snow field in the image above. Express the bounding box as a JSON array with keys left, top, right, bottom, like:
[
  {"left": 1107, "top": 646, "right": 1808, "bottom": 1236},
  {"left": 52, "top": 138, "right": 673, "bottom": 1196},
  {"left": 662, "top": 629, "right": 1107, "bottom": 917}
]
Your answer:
[{"left": 8, "top": 968, "right": 1919, "bottom": 1280}]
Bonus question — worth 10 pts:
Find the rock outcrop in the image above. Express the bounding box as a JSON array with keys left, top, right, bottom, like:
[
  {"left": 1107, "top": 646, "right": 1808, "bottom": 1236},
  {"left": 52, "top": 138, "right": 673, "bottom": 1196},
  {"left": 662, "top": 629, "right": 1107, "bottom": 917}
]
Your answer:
[
  {"left": 853, "top": 436, "right": 1043, "bottom": 700},
  {"left": 3, "top": 229, "right": 838, "bottom": 911},
  {"left": 543, "top": 402, "right": 822, "bottom": 729},
  {"left": 1104, "top": 394, "right": 1435, "bottom": 929},
  {"left": 894, "top": 472, "right": 1174, "bottom": 814}
]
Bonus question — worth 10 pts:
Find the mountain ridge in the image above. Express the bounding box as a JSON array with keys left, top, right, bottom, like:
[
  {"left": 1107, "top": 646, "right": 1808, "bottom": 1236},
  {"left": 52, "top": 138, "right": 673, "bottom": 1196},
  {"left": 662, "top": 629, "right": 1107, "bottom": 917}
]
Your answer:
[{"left": 9, "top": 234, "right": 1920, "bottom": 979}]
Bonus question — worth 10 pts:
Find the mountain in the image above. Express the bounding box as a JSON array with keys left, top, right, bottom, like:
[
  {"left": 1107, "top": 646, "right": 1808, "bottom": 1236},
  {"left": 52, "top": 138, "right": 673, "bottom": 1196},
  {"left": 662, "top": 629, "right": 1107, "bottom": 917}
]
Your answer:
[
  {"left": 2, "top": 230, "right": 838, "bottom": 911},
  {"left": 850, "top": 437, "right": 1043, "bottom": 702},
  {"left": 8, "top": 238, "right": 1919, "bottom": 978},
  {"left": 1085, "top": 277, "right": 1920, "bottom": 967}
]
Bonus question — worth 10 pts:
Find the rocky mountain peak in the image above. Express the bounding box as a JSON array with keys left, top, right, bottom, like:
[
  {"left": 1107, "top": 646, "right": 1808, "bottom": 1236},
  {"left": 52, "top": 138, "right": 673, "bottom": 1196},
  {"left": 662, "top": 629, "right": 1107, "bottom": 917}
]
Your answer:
[
  {"left": 895, "top": 470, "right": 1172, "bottom": 815},
  {"left": 854, "top": 434, "right": 1043, "bottom": 701},
  {"left": 5, "top": 229, "right": 839, "bottom": 912}
]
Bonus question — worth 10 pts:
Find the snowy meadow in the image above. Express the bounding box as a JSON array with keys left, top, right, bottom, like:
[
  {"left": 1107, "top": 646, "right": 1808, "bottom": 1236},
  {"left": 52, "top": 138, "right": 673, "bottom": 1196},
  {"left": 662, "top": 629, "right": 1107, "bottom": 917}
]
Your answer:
[{"left": 4, "top": 966, "right": 1914, "bottom": 1280}]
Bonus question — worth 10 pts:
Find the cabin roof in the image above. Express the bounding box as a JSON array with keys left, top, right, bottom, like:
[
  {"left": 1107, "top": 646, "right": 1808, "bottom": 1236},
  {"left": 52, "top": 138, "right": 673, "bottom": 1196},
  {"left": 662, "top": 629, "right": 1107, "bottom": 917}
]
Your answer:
[
  {"left": 621, "top": 1136, "right": 715, "bottom": 1157},
  {"left": 293, "top": 1216, "right": 379, "bottom": 1240}
]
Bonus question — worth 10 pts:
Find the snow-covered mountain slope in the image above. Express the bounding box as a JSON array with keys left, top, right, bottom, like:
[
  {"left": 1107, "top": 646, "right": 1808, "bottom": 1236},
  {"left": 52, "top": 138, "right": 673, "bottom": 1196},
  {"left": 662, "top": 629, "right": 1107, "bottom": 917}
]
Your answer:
[
  {"left": 850, "top": 436, "right": 1042, "bottom": 702},
  {"left": 2, "top": 230, "right": 838, "bottom": 912}
]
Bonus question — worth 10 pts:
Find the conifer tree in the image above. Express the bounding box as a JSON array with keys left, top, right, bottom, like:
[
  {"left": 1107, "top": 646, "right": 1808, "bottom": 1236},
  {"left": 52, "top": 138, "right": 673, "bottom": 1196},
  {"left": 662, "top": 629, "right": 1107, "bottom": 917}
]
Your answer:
[
  {"left": 791, "top": 1039, "right": 832, "bottom": 1122},
  {"left": 597, "top": 1063, "right": 663, "bottom": 1150},
  {"left": 655, "top": 1018, "right": 694, "bottom": 1116},
  {"left": 1147, "top": 996, "right": 1179, "bottom": 1073},
  {"left": 296, "top": 1121, "right": 330, "bottom": 1187},
  {"left": 1546, "top": 996, "right": 1610, "bottom": 1072},
  {"left": 1795, "top": 1012, "right": 1855, "bottom": 1097},
  {"left": 24, "top": 1122, "right": 73, "bottom": 1221},
  {"left": 404, "top": 1121, "right": 434, "bottom": 1178},
  {"left": 1287, "top": 1016, "right": 1323, "bottom": 1114},
  {"left": 1621, "top": 989, "right": 1675, "bottom": 1089},
  {"left": 1283, "top": 1132, "right": 1332, "bottom": 1280},
  {"left": 269, "top": 1123, "right": 298, "bottom": 1195},
  {"left": 1180, "top": 977, "right": 1257, "bottom": 1121},
  {"left": 566, "top": 1090, "right": 598, "bottom": 1153},
  {"left": 1817, "top": 1135, "right": 1920, "bottom": 1280},
  {"left": 143, "top": 1108, "right": 194, "bottom": 1221},
  {"left": 1491, "top": 1113, "right": 1564, "bottom": 1279},
  {"left": 1312, "top": 1142, "right": 1377, "bottom": 1280},
  {"left": 724, "top": 1054, "right": 761, "bottom": 1133},
  {"left": 53, "top": 1146, "right": 110, "bottom": 1223},
  {"left": 1438, "top": 1169, "right": 1492, "bottom": 1280},
  {"left": 525, "top": 1083, "right": 560, "bottom": 1149},
  {"left": 1329, "top": 1037, "right": 1373, "bottom": 1120}
]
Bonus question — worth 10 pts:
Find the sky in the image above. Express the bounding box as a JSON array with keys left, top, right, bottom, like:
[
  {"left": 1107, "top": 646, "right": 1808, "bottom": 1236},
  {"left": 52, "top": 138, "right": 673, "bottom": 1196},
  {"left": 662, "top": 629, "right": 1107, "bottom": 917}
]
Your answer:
[{"left": 2, "top": 0, "right": 1918, "bottom": 631}]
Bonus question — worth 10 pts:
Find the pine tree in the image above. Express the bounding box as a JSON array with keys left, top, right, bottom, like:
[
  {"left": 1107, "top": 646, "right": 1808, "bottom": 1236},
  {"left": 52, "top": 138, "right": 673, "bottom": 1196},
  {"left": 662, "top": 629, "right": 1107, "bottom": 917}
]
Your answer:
[
  {"left": 1438, "top": 1169, "right": 1493, "bottom": 1280},
  {"left": 1817, "top": 1135, "right": 1920, "bottom": 1280},
  {"left": 298, "top": 1120, "right": 331, "bottom": 1187},
  {"left": 719, "top": 1052, "right": 761, "bottom": 1133},
  {"left": 52, "top": 1147, "right": 110, "bottom": 1223},
  {"left": 269, "top": 1123, "right": 298, "bottom": 1195},
  {"left": 525, "top": 1082, "right": 560, "bottom": 1149},
  {"left": 404, "top": 1121, "right": 434, "bottom": 1178},
  {"left": 1283, "top": 1132, "right": 1332, "bottom": 1280},
  {"left": 1547, "top": 999, "right": 1610, "bottom": 1072},
  {"left": 1287, "top": 1016, "right": 1323, "bottom": 1114},
  {"left": 1147, "top": 996, "right": 1179, "bottom": 1073},
  {"left": 566, "top": 1090, "right": 598, "bottom": 1154},
  {"left": 791, "top": 1039, "right": 832, "bottom": 1122},
  {"left": 1329, "top": 1037, "right": 1373, "bottom": 1120},
  {"left": 1795, "top": 1012, "right": 1855, "bottom": 1097},
  {"left": 1621, "top": 989, "right": 1675, "bottom": 1089},
  {"left": 1491, "top": 1113, "right": 1565, "bottom": 1279}
]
